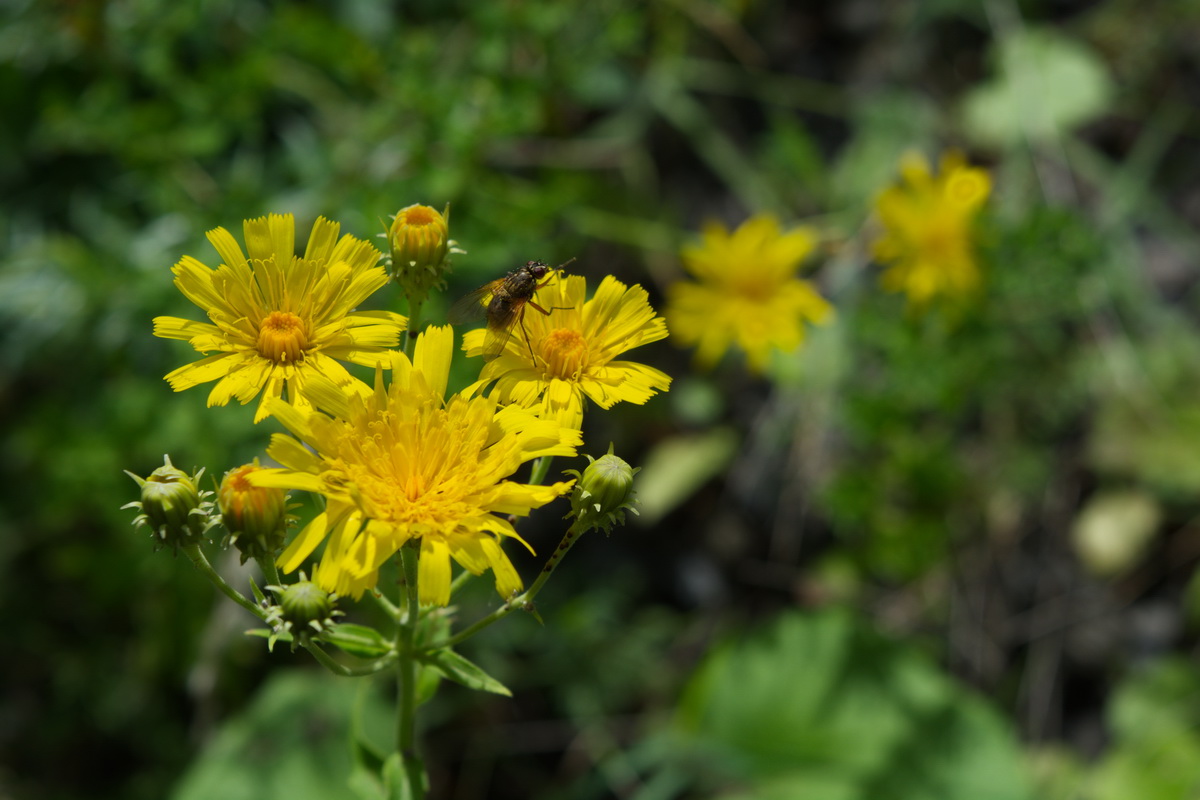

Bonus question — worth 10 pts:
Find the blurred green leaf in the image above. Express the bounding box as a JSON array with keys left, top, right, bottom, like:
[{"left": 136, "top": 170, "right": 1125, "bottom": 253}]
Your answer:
[
  {"left": 634, "top": 428, "right": 740, "bottom": 525},
  {"left": 672, "top": 610, "right": 1036, "bottom": 800},
  {"left": 962, "top": 28, "right": 1114, "bottom": 147},
  {"left": 171, "top": 670, "right": 390, "bottom": 800},
  {"left": 1089, "top": 659, "right": 1200, "bottom": 800}
]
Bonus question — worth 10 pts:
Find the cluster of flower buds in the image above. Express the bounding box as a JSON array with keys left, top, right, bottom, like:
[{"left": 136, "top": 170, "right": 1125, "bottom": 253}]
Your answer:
[
  {"left": 565, "top": 447, "right": 640, "bottom": 535},
  {"left": 123, "top": 456, "right": 216, "bottom": 551},
  {"left": 386, "top": 203, "right": 462, "bottom": 306}
]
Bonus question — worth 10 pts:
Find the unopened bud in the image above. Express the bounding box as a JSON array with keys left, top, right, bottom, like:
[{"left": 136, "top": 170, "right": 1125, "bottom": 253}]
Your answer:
[
  {"left": 387, "top": 203, "right": 458, "bottom": 305},
  {"left": 123, "top": 455, "right": 214, "bottom": 550},
  {"left": 217, "top": 461, "right": 289, "bottom": 564},
  {"left": 566, "top": 447, "right": 640, "bottom": 534}
]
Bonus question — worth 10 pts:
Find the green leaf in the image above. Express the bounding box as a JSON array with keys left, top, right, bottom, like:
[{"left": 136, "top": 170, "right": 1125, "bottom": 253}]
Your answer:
[
  {"left": 634, "top": 428, "right": 739, "bottom": 525},
  {"left": 322, "top": 623, "right": 392, "bottom": 658},
  {"left": 382, "top": 753, "right": 416, "bottom": 800},
  {"left": 962, "top": 28, "right": 1113, "bottom": 147},
  {"left": 673, "top": 610, "right": 1036, "bottom": 800},
  {"left": 419, "top": 647, "right": 512, "bottom": 696},
  {"left": 170, "top": 670, "right": 391, "bottom": 800}
]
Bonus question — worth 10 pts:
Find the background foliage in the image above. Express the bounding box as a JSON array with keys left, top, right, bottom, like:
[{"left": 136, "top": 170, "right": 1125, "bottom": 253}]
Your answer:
[{"left": 5, "top": 0, "right": 1200, "bottom": 798}]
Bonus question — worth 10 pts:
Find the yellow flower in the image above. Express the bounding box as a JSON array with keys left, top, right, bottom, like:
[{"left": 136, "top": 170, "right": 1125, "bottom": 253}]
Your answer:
[
  {"left": 251, "top": 326, "right": 580, "bottom": 605},
  {"left": 666, "top": 214, "right": 833, "bottom": 373},
  {"left": 872, "top": 151, "right": 991, "bottom": 307},
  {"left": 153, "top": 214, "right": 407, "bottom": 422},
  {"left": 462, "top": 275, "right": 671, "bottom": 430}
]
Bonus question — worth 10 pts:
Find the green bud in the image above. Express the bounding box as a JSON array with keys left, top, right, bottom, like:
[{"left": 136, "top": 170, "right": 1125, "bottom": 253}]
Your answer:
[
  {"left": 387, "top": 203, "right": 460, "bottom": 306},
  {"left": 217, "top": 461, "right": 290, "bottom": 564},
  {"left": 123, "top": 455, "right": 214, "bottom": 550},
  {"left": 263, "top": 575, "right": 342, "bottom": 649},
  {"left": 565, "top": 447, "right": 640, "bottom": 534}
]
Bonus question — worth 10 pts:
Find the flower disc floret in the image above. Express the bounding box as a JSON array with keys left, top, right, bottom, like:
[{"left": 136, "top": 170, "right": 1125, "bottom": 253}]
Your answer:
[
  {"left": 153, "top": 213, "right": 408, "bottom": 422},
  {"left": 251, "top": 326, "right": 580, "bottom": 606},
  {"left": 463, "top": 275, "right": 671, "bottom": 430}
]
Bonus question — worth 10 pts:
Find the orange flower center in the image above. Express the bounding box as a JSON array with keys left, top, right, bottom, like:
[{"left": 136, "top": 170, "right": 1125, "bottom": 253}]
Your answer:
[
  {"left": 540, "top": 328, "right": 589, "bottom": 379},
  {"left": 400, "top": 206, "right": 438, "bottom": 227},
  {"left": 257, "top": 311, "right": 309, "bottom": 363}
]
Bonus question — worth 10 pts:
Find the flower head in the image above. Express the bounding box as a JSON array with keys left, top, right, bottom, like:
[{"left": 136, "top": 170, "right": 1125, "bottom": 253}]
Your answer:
[
  {"left": 666, "top": 214, "right": 833, "bottom": 373},
  {"left": 872, "top": 151, "right": 992, "bottom": 307},
  {"left": 153, "top": 214, "right": 407, "bottom": 422},
  {"left": 252, "top": 326, "right": 580, "bottom": 605},
  {"left": 566, "top": 447, "right": 640, "bottom": 535},
  {"left": 123, "top": 455, "right": 215, "bottom": 551},
  {"left": 463, "top": 274, "right": 671, "bottom": 430},
  {"left": 388, "top": 203, "right": 456, "bottom": 305},
  {"left": 218, "top": 461, "right": 290, "bottom": 563}
]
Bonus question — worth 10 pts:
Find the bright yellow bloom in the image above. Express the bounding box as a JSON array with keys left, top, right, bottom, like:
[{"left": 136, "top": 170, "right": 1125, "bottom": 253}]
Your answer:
[
  {"left": 872, "top": 151, "right": 991, "bottom": 307},
  {"left": 666, "top": 214, "right": 833, "bottom": 373},
  {"left": 153, "top": 214, "right": 407, "bottom": 422},
  {"left": 462, "top": 275, "right": 671, "bottom": 430},
  {"left": 252, "top": 326, "right": 580, "bottom": 605}
]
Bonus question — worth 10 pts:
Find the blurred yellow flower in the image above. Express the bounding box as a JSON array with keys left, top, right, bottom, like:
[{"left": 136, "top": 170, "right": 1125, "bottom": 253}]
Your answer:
[
  {"left": 154, "top": 214, "right": 407, "bottom": 422},
  {"left": 463, "top": 275, "right": 671, "bottom": 430},
  {"left": 666, "top": 214, "right": 833, "bottom": 373},
  {"left": 872, "top": 152, "right": 991, "bottom": 307},
  {"left": 252, "top": 326, "right": 580, "bottom": 606}
]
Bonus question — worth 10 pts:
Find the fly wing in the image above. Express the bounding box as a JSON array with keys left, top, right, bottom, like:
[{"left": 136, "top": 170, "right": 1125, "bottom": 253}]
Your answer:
[
  {"left": 481, "top": 302, "right": 522, "bottom": 360},
  {"left": 447, "top": 283, "right": 496, "bottom": 324}
]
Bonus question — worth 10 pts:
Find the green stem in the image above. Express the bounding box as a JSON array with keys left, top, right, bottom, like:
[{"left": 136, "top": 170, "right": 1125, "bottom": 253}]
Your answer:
[
  {"left": 397, "top": 542, "right": 425, "bottom": 797},
  {"left": 302, "top": 641, "right": 398, "bottom": 677},
  {"left": 437, "top": 520, "right": 587, "bottom": 650},
  {"left": 367, "top": 587, "right": 403, "bottom": 622},
  {"left": 529, "top": 455, "right": 554, "bottom": 486},
  {"left": 405, "top": 297, "right": 424, "bottom": 361},
  {"left": 255, "top": 556, "right": 282, "bottom": 588},
  {"left": 182, "top": 544, "right": 266, "bottom": 620}
]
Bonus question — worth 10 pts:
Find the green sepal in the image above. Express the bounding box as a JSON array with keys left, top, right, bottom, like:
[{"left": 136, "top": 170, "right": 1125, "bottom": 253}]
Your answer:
[
  {"left": 248, "top": 576, "right": 268, "bottom": 606},
  {"left": 245, "top": 627, "right": 293, "bottom": 653},
  {"left": 322, "top": 623, "right": 392, "bottom": 658},
  {"left": 418, "top": 647, "right": 512, "bottom": 696}
]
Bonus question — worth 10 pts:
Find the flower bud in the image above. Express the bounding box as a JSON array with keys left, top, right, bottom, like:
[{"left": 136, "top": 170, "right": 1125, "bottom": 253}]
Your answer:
[
  {"left": 387, "top": 203, "right": 457, "bottom": 305},
  {"left": 217, "top": 461, "right": 289, "bottom": 564},
  {"left": 566, "top": 447, "right": 640, "bottom": 534},
  {"left": 123, "top": 455, "right": 214, "bottom": 550}
]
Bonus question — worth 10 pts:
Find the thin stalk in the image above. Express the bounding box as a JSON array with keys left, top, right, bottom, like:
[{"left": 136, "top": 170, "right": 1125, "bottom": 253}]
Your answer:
[
  {"left": 397, "top": 542, "right": 425, "bottom": 797},
  {"left": 437, "top": 520, "right": 587, "bottom": 650},
  {"left": 405, "top": 297, "right": 424, "bottom": 361},
  {"left": 183, "top": 544, "right": 266, "bottom": 620},
  {"left": 529, "top": 455, "right": 554, "bottom": 486},
  {"left": 302, "top": 641, "right": 398, "bottom": 677}
]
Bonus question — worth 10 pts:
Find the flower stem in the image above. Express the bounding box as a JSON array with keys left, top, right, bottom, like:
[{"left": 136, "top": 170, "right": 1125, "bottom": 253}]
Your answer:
[
  {"left": 529, "top": 455, "right": 555, "bottom": 485},
  {"left": 302, "top": 640, "right": 398, "bottom": 677},
  {"left": 182, "top": 544, "right": 266, "bottom": 620},
  {"left": 405, "top": 297, "right": 424, "bottom": 361},
  {"left": 438, "top": 520, "right": 586, "bottom": 649},
  {"left": 397, "top": 542, "right": 425, "bottom": 797}
]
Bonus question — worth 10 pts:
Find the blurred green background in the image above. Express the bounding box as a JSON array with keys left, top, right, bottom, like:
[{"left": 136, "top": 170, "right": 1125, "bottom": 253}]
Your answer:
[{"left": 5, "top": 0, "right": 1200, "bottom": 798}]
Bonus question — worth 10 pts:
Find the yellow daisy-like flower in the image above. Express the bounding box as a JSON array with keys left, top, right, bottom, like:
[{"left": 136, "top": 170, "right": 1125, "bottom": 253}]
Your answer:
[
  {"left": 252, "top": 325, "right": 580, "bottom": 606},
  {"left": 153, "top": 214, "right": 407, "bottom": 422},
  {"left": 872, "top": 151, "right": 992, "bottom": 307},
  {"left": 665, "top": 214, "right": 834, "bottom": 373},
  {"left": 463, "top": 275, "right": 671, "bottom": 430}
]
